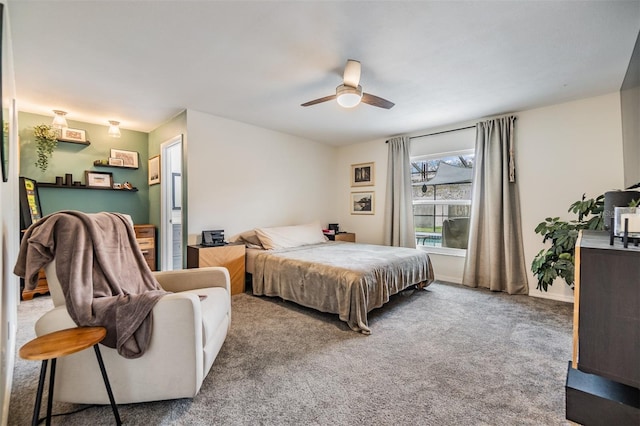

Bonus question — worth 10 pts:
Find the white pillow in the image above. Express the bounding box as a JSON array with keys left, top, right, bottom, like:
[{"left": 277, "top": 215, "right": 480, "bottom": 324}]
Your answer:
[
  {"left": 255, "top": 222, "right": 327, "bottom": 250},
  {"left": 228, "top": 230, "right": 264, "bottom": 249}
]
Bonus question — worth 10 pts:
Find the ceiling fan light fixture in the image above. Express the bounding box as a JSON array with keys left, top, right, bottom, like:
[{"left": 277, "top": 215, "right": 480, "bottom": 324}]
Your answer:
[
  {"left": 336, "top": 84, "right": 363, "bottom": 108},
  {"left": 301, "top": 61, "right": 393, "bottom": 109}
]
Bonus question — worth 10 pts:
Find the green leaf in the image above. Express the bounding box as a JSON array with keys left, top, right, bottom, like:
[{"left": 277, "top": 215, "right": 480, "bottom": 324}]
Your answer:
[
  {"left": 532, "top": 191, "right": 604, "bottom": 292},
  {"left": 33, "top": 124, "right": 58, "bottom": 172}
]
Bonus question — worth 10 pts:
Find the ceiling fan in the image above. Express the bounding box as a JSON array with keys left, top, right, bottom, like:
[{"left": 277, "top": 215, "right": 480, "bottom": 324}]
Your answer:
[{"left": 301, "top": 60, "right": 395, "bottom": 110}]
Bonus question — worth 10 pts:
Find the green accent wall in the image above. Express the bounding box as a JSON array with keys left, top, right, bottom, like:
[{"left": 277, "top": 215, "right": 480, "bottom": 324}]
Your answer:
[
  {"left": 148, "top": 110, "right": 187, "bottom": 269},
  {"left": 19, "top": 112, "right": 150, "bottom": 224},
  {"left": 148, "top": 110, "right": 186, "bottom": 228}
]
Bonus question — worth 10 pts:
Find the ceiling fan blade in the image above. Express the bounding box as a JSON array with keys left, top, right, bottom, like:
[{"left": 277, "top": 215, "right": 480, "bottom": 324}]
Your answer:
[
  {"left": 361, "top": 93, "right": 395, "bottom": 109},
  {"left": 301, "top": 94, "right": 337, "bottom": 107},
  {"left": 343, "top": 59, "right": 361, "bottom": 88}
]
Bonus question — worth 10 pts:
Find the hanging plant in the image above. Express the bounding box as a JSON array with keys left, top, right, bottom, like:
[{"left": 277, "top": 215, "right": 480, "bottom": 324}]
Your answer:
[{"left": 33, "top": 124, "right": 58, "bottom": 172}]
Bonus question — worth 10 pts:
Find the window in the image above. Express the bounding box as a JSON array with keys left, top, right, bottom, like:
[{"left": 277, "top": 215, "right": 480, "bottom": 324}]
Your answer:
[{"left": 412, "top": 150, "right": 474, "bottom": 250}]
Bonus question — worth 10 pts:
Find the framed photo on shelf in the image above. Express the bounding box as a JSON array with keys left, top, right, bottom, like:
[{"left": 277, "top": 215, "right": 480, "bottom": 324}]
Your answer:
[
  {"left": 351, "top": 162, "right": 374, "bottom": 187},
  {"left": 148, "top": 155, "right": 160, "bottom": 185},
  {"left": 108, "top": 157, "right": 124, "bottom": 166},
  {"left": 85, "top": 171, "right": 113, "bottom": 188},
  {"left": 110, "top": 148, "right": 139, "bottom": 168},
  {"left": 59, "top": 127, "right": 87, "bottom": 143},
  {"left": 350, "top": 191, "right": 375, "bottom": 215}
]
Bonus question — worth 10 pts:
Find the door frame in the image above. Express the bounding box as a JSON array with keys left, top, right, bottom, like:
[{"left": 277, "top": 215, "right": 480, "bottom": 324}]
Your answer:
[{"left": 160, "top": 135, "right": 184, "bottom": 270}]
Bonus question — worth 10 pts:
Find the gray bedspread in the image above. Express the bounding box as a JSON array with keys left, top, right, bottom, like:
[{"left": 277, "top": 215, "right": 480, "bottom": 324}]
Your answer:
[{"left": 252, "top": 242, "right": 434, "bottom": 334}]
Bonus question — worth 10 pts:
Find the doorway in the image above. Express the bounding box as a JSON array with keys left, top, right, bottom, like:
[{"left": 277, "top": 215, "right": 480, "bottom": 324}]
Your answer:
[{"left": 160, "top": 135, "right": 184, "bottom": 270}]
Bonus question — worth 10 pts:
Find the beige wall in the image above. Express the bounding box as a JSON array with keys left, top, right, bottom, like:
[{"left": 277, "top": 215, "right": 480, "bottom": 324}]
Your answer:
[
  {"left": 519, "top": 92, "right": 624, "bottom": 301},
  {"left": 338, "top": 92, "right": 625, "bottom": 301},
  {"left": 335, "top": 138, "right": 388, "bottom": 244},
  {"left": 185, "top": 109, "right": 339, "bottom": 244}
]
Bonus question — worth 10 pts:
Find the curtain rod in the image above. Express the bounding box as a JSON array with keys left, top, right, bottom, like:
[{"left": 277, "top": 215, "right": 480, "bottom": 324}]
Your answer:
[
  {"left": 387, "top": 115, "right": 518, "bottom": 142},
  {"left": 385, "top": 125, "right": 476, "bottom": 143},
  {"left": 410, "top": 125, "right": 476, "bottom": 140}
]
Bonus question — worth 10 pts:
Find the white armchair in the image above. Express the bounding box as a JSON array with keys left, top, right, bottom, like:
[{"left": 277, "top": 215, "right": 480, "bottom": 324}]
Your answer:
[{"left": 35, "top": 262, "right": 231, "bottom": 405}]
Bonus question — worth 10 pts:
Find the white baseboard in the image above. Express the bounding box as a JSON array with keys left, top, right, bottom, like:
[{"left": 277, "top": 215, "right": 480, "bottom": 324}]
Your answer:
[
  {"left": 434, "top": 277, "right": 574, "bottom": 303},
  {"left": 528, "top": 291, "right": 574, "bottom": 303},
  {"left": 434, "top": 274, "right": 462, "bottom": 284}
]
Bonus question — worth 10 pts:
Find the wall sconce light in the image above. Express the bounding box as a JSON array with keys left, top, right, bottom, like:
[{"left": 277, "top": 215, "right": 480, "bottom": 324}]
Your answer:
[
  {"left": 51, "top": 110, "right": 68, "bottom": 129},
  {"left": 108, "top": 120, "right": 121, "bottom": 138}
]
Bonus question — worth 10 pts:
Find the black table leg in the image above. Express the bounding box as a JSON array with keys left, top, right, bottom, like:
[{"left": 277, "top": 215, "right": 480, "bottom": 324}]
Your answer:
[
  {"left": 45, "top": 358, "right": 56, "bottom": 426},
  {"left": 32, "top": 359, "right": 48, "bottom": 426},
  {"left": 93, "top": 345, "right": 121, "bottom": 425}
]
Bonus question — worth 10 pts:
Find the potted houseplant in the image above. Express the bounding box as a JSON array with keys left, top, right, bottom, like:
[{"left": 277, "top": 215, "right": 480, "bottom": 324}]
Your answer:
[
  {"left": 33, "top": 124, "right": 58, "bottom": 172},
  {"left": 531, "top": 194, "right": 604, "bottom": 291}
]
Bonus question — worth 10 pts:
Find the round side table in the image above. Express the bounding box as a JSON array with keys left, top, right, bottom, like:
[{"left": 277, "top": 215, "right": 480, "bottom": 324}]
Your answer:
[{"left": 19, "top": 326, "right": 121, "bottom": 426}]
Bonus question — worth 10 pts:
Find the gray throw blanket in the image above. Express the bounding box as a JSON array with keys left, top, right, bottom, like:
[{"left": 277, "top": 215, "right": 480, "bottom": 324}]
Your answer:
[{"left": 14, "top": 211, "right": 168, "bottom": 358}]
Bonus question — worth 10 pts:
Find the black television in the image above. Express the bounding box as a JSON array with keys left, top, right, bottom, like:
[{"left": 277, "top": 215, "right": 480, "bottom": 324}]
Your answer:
[{"left": 620, "top": 30, "right": 640, "bottom": 189}]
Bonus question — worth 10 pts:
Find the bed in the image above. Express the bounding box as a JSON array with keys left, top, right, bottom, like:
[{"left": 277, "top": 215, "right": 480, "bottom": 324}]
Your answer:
[{"left": 232, "top": 223, "right": 434, "bottom": 334}]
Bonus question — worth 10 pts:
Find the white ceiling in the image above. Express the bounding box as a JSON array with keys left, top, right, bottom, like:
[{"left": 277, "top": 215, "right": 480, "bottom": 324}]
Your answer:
[{"left": 8, "top": 0, "right": 640, "bottom": 146}]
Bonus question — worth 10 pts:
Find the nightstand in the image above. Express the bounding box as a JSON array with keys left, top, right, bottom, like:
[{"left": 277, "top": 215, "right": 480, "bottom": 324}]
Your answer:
[
  {"left": 186, "top": 243, "right": 246, "bottom": 295},
  {"left": 331, "top": 232, "right": 356, "bottom": 242}
]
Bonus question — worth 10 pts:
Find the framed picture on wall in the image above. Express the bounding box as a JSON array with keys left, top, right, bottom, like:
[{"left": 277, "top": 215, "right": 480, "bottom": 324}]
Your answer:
[
  {"left": 351, "top": 162, "right": 374, "bottom": 187},
  {"left": 59, "top": 127, "right": 87, "bottom": 143},
  {"left": 148, "top": 155, "right": 160, "bottom": 185},
  {"left": 350, "top": 191, "right": 375, "bottom": 215},
  {"left": 110, "top": 148, "right": 139, "bottom": 169},
  {"left": 108, "top": 157, "right": 124, "bottom": 166},
  {"left": 85, "top": 170, "right": 113, "bottom": 188}
]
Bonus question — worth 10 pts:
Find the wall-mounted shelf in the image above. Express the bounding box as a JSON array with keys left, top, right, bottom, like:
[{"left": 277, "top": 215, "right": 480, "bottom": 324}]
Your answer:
[
  {"left": 38, "top": 182, "right": 138, "bottom": 192},
  {"left": 93, "top": 160, "right": 138, "bottom": 170},
  {"left": 58, "top": 139, "right": 90, "bottom": 146}
]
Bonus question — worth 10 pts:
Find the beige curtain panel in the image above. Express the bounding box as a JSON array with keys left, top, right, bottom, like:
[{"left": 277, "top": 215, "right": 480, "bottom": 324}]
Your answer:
[
  {"left": 384, "top": 136, "right": 416, "bottom": 248},
  {"left": 462, "top": 116, "right": 528, "bottom": 294}
]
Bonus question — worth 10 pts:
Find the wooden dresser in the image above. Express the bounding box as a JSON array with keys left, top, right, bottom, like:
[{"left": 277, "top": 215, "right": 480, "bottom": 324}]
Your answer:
[
  {"left": 21, "top": 269, "right": 50, "bottom": 300},
  {"left": 186, "top": 243, "right": 246, "bottom": 295},
  {"left": 134, "top": 224, "right": 156, "bottom": 271}
]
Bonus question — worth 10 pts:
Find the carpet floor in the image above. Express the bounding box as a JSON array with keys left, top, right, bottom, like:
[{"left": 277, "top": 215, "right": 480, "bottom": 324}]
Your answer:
[{"left": 8, "top": 281, "right": 574, "bottom": 425}]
